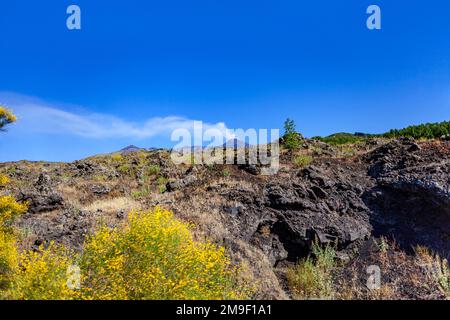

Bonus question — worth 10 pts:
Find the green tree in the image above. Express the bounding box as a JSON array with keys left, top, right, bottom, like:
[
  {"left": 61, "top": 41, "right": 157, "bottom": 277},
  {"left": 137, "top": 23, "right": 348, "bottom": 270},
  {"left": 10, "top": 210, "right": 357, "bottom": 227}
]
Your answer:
[
  {"left": 382, "top": 120, "right": 450, "bottom": 140},
  {"left": 283, "top": 118, "right": 301, "bottom": 151}
]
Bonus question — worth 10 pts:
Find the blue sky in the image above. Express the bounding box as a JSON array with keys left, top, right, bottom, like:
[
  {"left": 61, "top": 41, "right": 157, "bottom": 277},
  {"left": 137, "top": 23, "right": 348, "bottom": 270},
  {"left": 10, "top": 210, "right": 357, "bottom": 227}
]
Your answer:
[{"left": 0, "top": 0, "right": 449, "bottom": 161}]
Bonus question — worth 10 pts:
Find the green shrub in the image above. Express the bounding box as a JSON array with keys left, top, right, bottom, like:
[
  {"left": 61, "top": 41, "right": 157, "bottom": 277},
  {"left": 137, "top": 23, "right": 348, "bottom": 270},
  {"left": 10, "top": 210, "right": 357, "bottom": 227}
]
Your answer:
[
  {"left": 130, "top": 187, "right": 151, "bottom": 199},
  {"left": 294, "top": 155, "right": 313, "bottom": 168},
  {"left": 283, "top": 118, "right": 302, "bottom": 151},
  {"left": 139, "top": 165, "right": 162, "bottom": 184},
  {"left": 415, "top": 246, "right": 449, "bottom": 295},
  {"left": 118, "top": 164, "right": 132, "bottom": 174},
  {"left": 157, "top": 177, "right": 168, "bottom": 193},
  {"left": 313, "top": 133, "right": 366, "bottom": 146},
  {"left": 111, "top": 153, "right": 124, "bottom": 163},
  {"left": 222, "top": 169, "right": 230, "bottom": 177},
  {"left": 286, "top": 242, "right": 336, "bottom": 300},
  {"left": 147, "top": 165, "right": 161, "bottom": 176}
]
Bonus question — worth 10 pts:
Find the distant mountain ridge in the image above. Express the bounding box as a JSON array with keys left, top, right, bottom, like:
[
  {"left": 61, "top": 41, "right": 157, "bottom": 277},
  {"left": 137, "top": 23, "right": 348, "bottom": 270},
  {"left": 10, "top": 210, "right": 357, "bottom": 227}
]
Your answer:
[
  {"left": 222, "top": 139, "right": 251, "bottom": 149},
  {"left": 173, "top": 139, "right": 251, "bottom": 153},
  {"left": 118, "top": 145, "right": 158, "bottom": 154}
]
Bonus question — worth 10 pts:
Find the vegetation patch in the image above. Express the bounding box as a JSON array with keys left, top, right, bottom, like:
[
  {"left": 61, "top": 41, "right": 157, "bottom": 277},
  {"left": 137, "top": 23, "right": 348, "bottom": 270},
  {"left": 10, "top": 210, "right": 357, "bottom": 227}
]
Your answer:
[
  {"left": 313, "top": 133, "right": 369, "bottom": 146},
  {"left": 294, "top": 155, "right": 313, "bottom": 168},
  {"left": 384, "top": 121, "right": 450, "bottom": 140},
  {"left": 0, "top": 207, "right": 253, "bottom": 300},
  {"left": 286, "top": 243, "right": 336, "bottom": 300}
]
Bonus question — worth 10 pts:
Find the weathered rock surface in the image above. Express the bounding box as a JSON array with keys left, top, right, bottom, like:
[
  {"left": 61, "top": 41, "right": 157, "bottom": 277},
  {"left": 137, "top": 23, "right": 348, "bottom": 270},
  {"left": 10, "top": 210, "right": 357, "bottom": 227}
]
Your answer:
[
  {"left": 18, "top": 173, "right": 64, "bottom": 214},
  {"left": 166, "top": 174, "right": 198, "bottom": 192},
  {"left": 364, "top": 139, "right": 450, "bottom": 257},
  {"left": 218, "top": 163, "right": 374, "bottom": 265}
]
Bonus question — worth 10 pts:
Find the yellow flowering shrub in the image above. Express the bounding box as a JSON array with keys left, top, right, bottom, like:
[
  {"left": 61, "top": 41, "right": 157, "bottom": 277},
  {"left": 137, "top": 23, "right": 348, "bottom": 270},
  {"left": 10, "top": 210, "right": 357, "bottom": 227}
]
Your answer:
[
  {"left": 7, "top": 243, "right": 77, "bottom": 300},
  {"left": 0, "top": 231, "right": 18, "bottom": 297},
  {"left": 0, "top": 172, "right": 75, "bottom": 300},
  {"left": 0, "top": 173, "right": 28, "bottom": 298},
  {"left": 0, "top": 173, "right": 28, "bottom": 227},
  {"left": 0, "top": 174, "right": 9, "bottom": 186},
  {"left": 0, "top": 202, "right": 252, "bottom": 300},
  {"left": 79, "top": 207, "right": 253, "bottom": 300},
  {"left": 0, "top": 106, "right": 17, "bottom": 129},
  {"left": 0, "top": 195, "right": 28, "bottom": 227}
]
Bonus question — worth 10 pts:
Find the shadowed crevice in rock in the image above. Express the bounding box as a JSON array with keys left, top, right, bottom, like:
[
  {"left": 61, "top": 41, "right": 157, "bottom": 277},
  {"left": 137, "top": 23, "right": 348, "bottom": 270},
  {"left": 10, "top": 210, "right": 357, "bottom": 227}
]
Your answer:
[
  {"left": 271, "top": 220, "right": 310, "bottom": 263},
  {"left": 364, "top": 138, "right": 450, "bottom": 258},
  {"left": 364, "top": 185, "right": 450, "bottom": 258}
]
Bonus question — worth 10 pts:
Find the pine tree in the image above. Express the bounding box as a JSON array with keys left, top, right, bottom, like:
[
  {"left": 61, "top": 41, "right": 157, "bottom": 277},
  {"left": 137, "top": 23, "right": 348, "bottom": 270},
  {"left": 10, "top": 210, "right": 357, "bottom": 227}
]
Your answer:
[{"left": 283, "top": 118, "right": 301, "bottom": 151}]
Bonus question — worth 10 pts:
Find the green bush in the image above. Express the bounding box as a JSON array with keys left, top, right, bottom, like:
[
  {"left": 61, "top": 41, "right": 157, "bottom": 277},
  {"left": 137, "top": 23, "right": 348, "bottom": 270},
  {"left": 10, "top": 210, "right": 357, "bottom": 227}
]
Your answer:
[
  {"left": 130, "top": 187, "right": 151, "bottom": 199},
  {"left": 286, "top": 242, "right": 336, "bottom": 300},
  {"left": 283, "top": 118, "right": 302, "bottom": 151},
  {"left": 157, "top": 177, "right": 168, "bottom": 193},
  {"left": 294, "top": 155, "right": 313, "bottom": 168},
  {"left": 118, "top": 164, "right": 132, "bottom": 174},
  {"left": 111, "top": 153, "right": 124, "bottom": 163},
  {"left": 313, "top": 133, "right": 367, "bottom": 146},
  {"left": 146, "top": 165, "right": 161, "bottom": 176}
]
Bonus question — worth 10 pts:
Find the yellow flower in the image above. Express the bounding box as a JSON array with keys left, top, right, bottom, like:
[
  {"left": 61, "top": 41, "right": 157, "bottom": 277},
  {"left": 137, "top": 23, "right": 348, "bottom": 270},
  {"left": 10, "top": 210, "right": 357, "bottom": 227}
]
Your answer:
[
  {"left": 1, "top": 206, "right": 254, "bottom": 300},
  {"left": 0, "top": 174, "right": 10, "bottom": 186}
]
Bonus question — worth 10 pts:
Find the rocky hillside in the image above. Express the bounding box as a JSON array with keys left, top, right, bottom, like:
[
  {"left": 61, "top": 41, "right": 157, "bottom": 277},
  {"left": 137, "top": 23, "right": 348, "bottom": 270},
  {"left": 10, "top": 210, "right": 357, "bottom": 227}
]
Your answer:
[{"left": 1, "top": 138, "right": 449, "bottom": 299}]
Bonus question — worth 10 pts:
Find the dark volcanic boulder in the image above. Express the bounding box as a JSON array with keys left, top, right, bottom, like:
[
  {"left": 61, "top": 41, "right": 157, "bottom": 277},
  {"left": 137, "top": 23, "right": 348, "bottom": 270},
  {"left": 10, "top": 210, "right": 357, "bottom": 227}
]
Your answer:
[
  {"left": 166, "top": 174, "right": 198, "bottom": 192},
  {"left": 263, "top": 165, "right": 372, "bottom": 261},
  {"left": 365, "top": 139, "right": 450, "bottom": 256},
  {"left": 18, "top": 173, "right": 64, "bottom": 214},
  {"left": 220, "top": 164, "right": 373, "bottom": 265},
  {"left": 90, "top": 184, "right": 111, "bottom": 195},
  {"left": 70, "top": 160, "right": 118, "bottom": 178}
]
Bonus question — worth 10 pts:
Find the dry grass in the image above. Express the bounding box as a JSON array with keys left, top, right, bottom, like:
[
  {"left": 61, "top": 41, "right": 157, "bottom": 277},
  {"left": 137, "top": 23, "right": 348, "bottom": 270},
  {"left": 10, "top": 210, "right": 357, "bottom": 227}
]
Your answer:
[
  {"left": 56, "top": 185, "right": 84, "bottom": 207},
  {"left": 83, "top": 196, "right": 142, "bottom": 214},
  {"left": 293, "top": 154, "right": 313, "bottom": 168},
  {"left": 415, "top": 246, "right": 449, "bottom": 296},
  {"left": 334, "top": 238, "right": 450, "bottom": 300},
  {"left": 286, "top": 243, "right": 336, "bottom": 300}
]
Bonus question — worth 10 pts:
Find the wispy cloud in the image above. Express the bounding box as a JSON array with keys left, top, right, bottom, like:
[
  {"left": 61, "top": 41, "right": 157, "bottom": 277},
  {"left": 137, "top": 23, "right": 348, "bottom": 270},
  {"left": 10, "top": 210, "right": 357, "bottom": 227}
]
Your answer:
[{"left": 0, "top": 92, "right": 232, "bottom": 141}]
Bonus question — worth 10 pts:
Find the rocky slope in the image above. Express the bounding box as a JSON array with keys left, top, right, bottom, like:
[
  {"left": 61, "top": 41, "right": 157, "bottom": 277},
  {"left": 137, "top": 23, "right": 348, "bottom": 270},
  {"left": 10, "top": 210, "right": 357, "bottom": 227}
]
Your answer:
[{"left": 1, "top": 138, "right": 449, "bottom": 299}]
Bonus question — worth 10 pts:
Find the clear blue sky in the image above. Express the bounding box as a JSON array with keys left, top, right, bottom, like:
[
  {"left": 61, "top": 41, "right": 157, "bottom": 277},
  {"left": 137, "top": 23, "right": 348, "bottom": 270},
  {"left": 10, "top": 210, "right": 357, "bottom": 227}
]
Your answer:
[{"left": 0, "top": 0, "right": 449, "bottom": 161}]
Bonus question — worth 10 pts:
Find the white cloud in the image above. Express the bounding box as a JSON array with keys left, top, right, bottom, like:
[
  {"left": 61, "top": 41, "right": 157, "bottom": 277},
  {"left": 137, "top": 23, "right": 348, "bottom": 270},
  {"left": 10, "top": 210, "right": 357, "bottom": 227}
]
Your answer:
[{"left": 0, "top": 92, "right": 233, "bottom": 142}]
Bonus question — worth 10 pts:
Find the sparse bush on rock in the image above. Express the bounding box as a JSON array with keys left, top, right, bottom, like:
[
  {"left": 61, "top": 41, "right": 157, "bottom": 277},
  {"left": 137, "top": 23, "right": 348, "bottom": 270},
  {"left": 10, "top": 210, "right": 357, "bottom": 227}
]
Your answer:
[
  {"left": 283, "top": 118, "right": 302, "bottom": 151},
  {"left": 294, "top": 155, "right": 313, "bottom": 168},
  {"left": 286, "top": 243, "right": 336, "bottom": 300}
]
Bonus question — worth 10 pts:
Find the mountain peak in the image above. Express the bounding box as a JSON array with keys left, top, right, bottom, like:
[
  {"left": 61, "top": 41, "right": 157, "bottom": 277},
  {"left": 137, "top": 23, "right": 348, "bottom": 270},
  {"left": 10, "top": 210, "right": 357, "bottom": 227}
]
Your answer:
[{"left": 119, "top": 145, "right": 145, "bottom": 154}]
